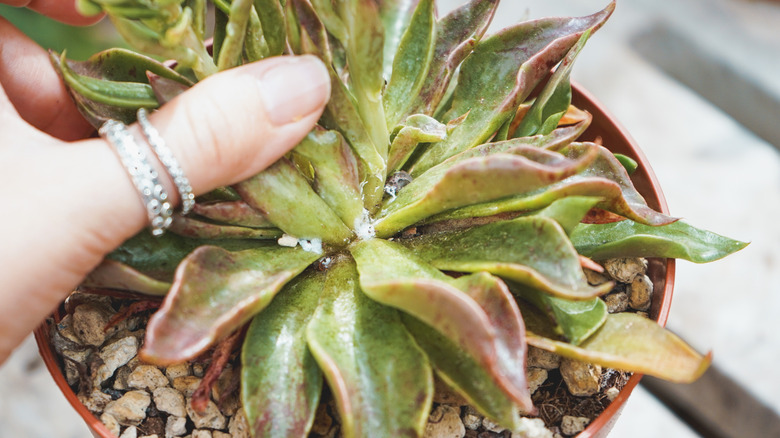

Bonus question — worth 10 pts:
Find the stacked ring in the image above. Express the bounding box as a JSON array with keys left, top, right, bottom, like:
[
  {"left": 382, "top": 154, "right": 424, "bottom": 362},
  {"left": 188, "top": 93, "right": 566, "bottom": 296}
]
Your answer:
[{"left": 99, "top": 110, "right": 194, "bottom": 236}]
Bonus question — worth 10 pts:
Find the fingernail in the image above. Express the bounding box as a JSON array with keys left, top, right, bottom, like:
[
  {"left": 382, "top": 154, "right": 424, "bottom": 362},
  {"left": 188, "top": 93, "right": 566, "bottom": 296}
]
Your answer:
[{"left": 254, "top": 55, "right": 331, "bottom": 126}]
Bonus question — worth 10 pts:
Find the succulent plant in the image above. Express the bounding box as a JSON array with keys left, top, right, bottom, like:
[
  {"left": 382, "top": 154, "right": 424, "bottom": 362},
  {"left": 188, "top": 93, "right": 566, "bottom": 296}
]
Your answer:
[{"left": 54, "top": 0, "right": 747, "bottom": 436}]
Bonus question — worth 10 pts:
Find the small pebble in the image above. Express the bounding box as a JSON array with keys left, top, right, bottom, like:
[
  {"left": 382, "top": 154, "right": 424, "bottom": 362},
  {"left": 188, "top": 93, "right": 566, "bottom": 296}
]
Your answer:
[
  {"left": 628, "top": 275, "right": 653, "bottom": 311},
  {"left": 129, "top": 365, "right": 170, "bottom": 391},
  {"left": 229, "top": 409, "right": 251, "bottom": 438},
  {"left": 100, "top": 413, "right": 121, "bottom": 437},
  {"left": 139, "top": 436, "right": 160, "bottom": 438},
  {"left": 165, "top": 416, "right": 187, "bottom": 438},
  {"left": 482, "top": 417, "right": 505, "bottom": 433},
  {"left": 604, "top": 292, "right": 629, "bottom": 313},
  {"left": 560, "top": 416, "right": 590, "bottom": 436},
  {"left": 605, "top": 387, "right": 620, "bottom": 402},
  {"left": 560, "top": 359, "right": 601, "bottom": 397},
  {"left": 423, "top": 405, "right": 465, "bottom": 438},
  {"left": 191, "top": 430, "right": 212, "bottom": 438},
  {"left": 95, "top": 337, "right": 139, "bottom": 385},
  {"left": 165, "top": 363, "right": 191, "bottom": 382},
  {"left": 527, "top": 347, "right": 561, "bottom": 370},
  {"left": 603, "top": 258, "right": 645, "bottom": 283},
  {"left": 153, "top": 387, "right": 187, "bottom": 417},
  {"left": 583, "top": 269, "right": 609, "bottom": 286},
  {"left": 104, "top": 390, "right": 151, "bottom": 426},
  {"left": 527, "top": 367, "right": 548, "bottom": 394},
  {"left": 186, "top": 398, "right": 227, "bottom": 430},
  {"left": 511, "top": 418, "right": 553, "bottom": 438},
  {"left": 72, "top": 303, "right": 114, "bottom": 346},
  {"left": 79, "top": 389, "right": 112, "bottom": 413},
  {"left": 120, "top": 425, "right": 139, "bottom": 438},
  {"left": 462, "top": 406, "right": 482, "bottom": 431},
  {"left": 172, "top": 376, "right": 202, "bottom": 397},
  {"left": 192, "top": 363, "right": 206, "bottom": 378},
  {"left": 212, "top": 433, "right": 231, "bottom": 438}
]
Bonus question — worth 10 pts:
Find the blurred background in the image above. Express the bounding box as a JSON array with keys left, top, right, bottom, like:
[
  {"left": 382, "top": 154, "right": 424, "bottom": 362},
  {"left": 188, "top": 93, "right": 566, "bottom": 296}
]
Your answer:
[{"left": 1, "top": 0, "right": 779, "bottom": 436}]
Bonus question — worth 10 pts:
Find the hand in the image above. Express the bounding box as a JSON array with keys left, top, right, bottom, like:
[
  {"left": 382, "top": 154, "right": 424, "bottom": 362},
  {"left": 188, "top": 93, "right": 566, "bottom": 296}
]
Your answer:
[{"left": 0, "top": 14, "right": 331, "bottom": 363}]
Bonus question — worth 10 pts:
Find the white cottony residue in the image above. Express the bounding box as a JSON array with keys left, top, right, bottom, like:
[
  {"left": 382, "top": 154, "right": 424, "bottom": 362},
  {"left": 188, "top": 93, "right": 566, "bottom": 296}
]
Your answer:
[
  {"left": 277, "top": 234, "right": 323, "bottom": 254},
  {"left": 298, "top": 238, "right": 323, "bottom": 254},
  {"left": 354, "top": 209, "right": 376, "bottom": 240}
]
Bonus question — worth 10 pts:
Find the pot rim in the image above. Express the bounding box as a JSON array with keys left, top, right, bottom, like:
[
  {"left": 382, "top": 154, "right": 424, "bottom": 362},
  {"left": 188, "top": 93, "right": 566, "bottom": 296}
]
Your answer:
[{"left": 33, "top": 82, "right": 676, "bottom": 438}]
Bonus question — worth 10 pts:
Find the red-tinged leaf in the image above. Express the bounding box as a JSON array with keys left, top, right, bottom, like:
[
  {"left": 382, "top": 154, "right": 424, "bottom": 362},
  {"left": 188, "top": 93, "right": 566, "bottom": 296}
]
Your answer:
[
  {"left": 399, "top": 216, "right": 611, "bottom": 300},
  {"left": 527, "top": 313, "right": 712, "bottom": 383},
  {"left": 146, "top": 71, "right": 189, "bottom": 104},
  {"left": 169, "top": 216, "right": 282, "bottom": 240},
  {"left": 234, "top": 158, "right": 354, "bottom": 245},
  {"left": 350, "top": 239, "right": 533, "bottom": 414},
  {"left": 141, "top": 245, "right": 320, "bottom": 365},
  {"left": 192, "top": 201, "right": 275, "bottom": 228},
  {"left": 82, "top": 260, "right": 171, "bottom": 296},
  {"left": 376, "top": 0, "right": 422, "bottom": 79},
  {"left": 242, "top": 271, "right": 324, "bottom": 438},
  {"left": 291, "top": 127, "right": 364, "bottom": 228},
  {"left": 387, "top": 114, "right": 447, "bottom": 174},
  {"left": 410, "top": 3, "right": 615, "bottom": 175},
  {"left": 306, "top": 256, "right": 433, "bottom": 438},
  {"left": 374, "top": 144, "right": 599, "bottom": 237},
  {"left": 192, "top": 330, "right": 242, "bottom": 413},
  {"left": 384, "top": 0, "right": 436, "bottom": 128},
  {"left": 404, "top": 0, "right": 500, "bottom": 118}
]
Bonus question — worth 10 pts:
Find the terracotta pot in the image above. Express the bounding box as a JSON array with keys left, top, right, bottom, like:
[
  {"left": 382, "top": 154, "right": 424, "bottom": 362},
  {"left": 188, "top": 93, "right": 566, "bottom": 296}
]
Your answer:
[{"left": 34, "top": 82, "right": 675, "bottom": 438}]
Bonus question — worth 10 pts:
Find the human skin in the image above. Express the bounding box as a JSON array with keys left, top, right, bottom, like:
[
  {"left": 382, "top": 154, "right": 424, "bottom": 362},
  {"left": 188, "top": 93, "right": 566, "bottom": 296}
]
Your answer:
[{"left": 0, "top": 3, "right": 331, "bottom": 364}]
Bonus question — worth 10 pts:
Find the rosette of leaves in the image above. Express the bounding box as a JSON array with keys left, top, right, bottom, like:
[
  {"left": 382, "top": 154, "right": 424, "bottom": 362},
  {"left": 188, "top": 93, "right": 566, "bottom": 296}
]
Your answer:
[{"left": 56, "top": 0, "right": 746, "bottom": 436}]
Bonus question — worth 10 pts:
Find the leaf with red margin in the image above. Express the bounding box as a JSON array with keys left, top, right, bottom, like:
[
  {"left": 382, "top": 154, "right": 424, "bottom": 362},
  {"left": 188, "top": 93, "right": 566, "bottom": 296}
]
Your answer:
[
  {"left": 410, "top": 3, "right": 614, "bottom": 175},
  {"left": 350, "top": 239, "right": 533, "bottom": 415},
  {"left": 526, "top": 313, "right": 712, "bottom": 383},
  {"left": 140, "top": 245, "right": 320, "bottom": 365},
  {"left": 399, "top": 216, "right": 612, "bottom": 300},
  {"left": 374, "top": 144, "right": 599, "bottom": 237},
  {"left": 192, "top": 201, "right": 275, "bottom": 228},
  {"left": 82, "top": 260, "right": 170, "bottom": 296},
  {"left": 168, "top": 216, "right": 282, "bottom": 240},
  {"left": 241, "top": 270, "right": 324, "bottom": 438},
  {"left": 306, "top": 256, "right": 433, "bottom": 438}
]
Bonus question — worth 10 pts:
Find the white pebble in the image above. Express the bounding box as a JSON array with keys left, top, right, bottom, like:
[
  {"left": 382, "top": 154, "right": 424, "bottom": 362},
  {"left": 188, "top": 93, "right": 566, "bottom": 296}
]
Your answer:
[
  {"left": 128, "top": 365, "right": 170, "bottom": 390},
  {"left": 603, "top": 258, "right": 646, "bottom": 283},
  {"left": 165, "top": 416, "right": 187, "bottom": 438},
  {"left": 423, "top": 405, "right": 465, "bottom": 438},
  {"left": 104, "top": 390, "right": 151, "bottom": 426},
  {"left": 629, "top": 274, "right": 653, "bottom": 311},
  {"left": 511, "top": 418, "right": 554, "bottom": 438},
  {"left": 560, "top": 359, "right": 602, "bottom": 397},
  {"left": 560, "top": 416, "right": 590, "bottom": 435},
  {"left": 95, "top": 337, "right": 139, "bottom": 385},
  {"left": 186, "top": 398, "right": 227, "bottom": 430},
  {"left": 153, "top": 387, "right": 187, "bottom": 417}
]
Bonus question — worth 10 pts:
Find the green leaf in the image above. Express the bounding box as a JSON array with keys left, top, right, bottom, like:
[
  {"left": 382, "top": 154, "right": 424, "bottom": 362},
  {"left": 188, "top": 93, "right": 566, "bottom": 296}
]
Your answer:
[
  {"left": 410, "top": 3, "right": 615, "bottom": 175},
  {"left": 217, "top": 0, "right": 253, "bottom": 70},
  {"left": 291, "top": 128, "right": 364, "bottom": 229},
  {"left": 571, "top": 220, "right": 749, "bottom": 263},
  {"left": 387, "top": 114, "right": 447, "bottom": 174},
  {"left": 614, "top": 153, "right": 638, "bottom": 175},
  {"left": 192, "top": 201, "right": 275, "bottom": 228},
  {"left": 306, "top": 256, "right": 433, "bottom": 438},
  {"left": 383, "top": 0, "right": 436, "bottom": 129},
  {"left": 234, "top": 158, "right": 354, "bottom": 245},
  {"left": 399, "top": 217, "right": 611, "bottom": 300},
  {"left": 403, "top": 0, "right": 499, "bottom": 118},
  {"left": 512, "top": 283, "right": 607, "bottom": 346},
  {"left": 401, "top": 315, "right": 526, "bottom": 428},
  {"left": 374, "top": 144, "right": 599, "bottom": 237},
  {"left": 376, "top": 0, "right": 421, "bottom": 80},
  {"left": 141, "top": 245, "right": 320, "bottom": 365},
  {"left": 74, "top": 47, "right": 193, "bottom": 85},
  {"left": 527, "top": 313, "right": 712, "bottom": 383},
  {"left": 309, "top": 0, "right": 348, "bottom": 43},
  {"left": 242, "top": 270, "right": 324, "bottom": 438},
  {"left": 350, "top": 239, "right": 533, "bottom": 413},
  {"left": 531, "top": 196, "right": 602, "bottom": 235},
  {"left": 513, "top": 31, "right": 590, "bottom": 137},
  {"left": 107, "top": 231, "right": 204, "bottom": 282},
  {"left": 254, "top": 0, "right": 286, "bottom": 56},
  {"left": 433, "top": 142, "right": 677, "bottom": 226},
  {"left": 168, "top": 216, "right": 282, "bottom": 240},
  {"left": 82, "top": 260, "right": 171, "bottom": 296}
]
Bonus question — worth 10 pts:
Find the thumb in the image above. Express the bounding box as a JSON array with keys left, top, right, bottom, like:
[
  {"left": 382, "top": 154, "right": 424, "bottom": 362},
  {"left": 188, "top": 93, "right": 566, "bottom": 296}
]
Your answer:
[{"left": 145, "top": 54, "right": 331, "bottom": 195}]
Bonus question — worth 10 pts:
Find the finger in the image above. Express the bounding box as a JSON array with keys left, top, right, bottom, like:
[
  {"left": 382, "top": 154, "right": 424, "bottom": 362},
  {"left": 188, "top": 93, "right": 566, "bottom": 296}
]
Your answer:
[
  {"left": 26, "top": 0, "right": 104, "bottom": 26},
  {"left": 141, "top": 54, "right": 332, "bottom": 196},
  {"left": 0, "top": 16, "right": 94, "bottom": 140}
]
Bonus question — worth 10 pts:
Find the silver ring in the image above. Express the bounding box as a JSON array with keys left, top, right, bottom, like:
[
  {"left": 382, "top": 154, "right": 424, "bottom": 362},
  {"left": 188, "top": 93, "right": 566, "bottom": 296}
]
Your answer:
[
  {"left": 137, "top": 108, "right": 195, "bottom": 215},
  {"left": 99, "top": 119, "right": 173, "bottom": 236}
]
